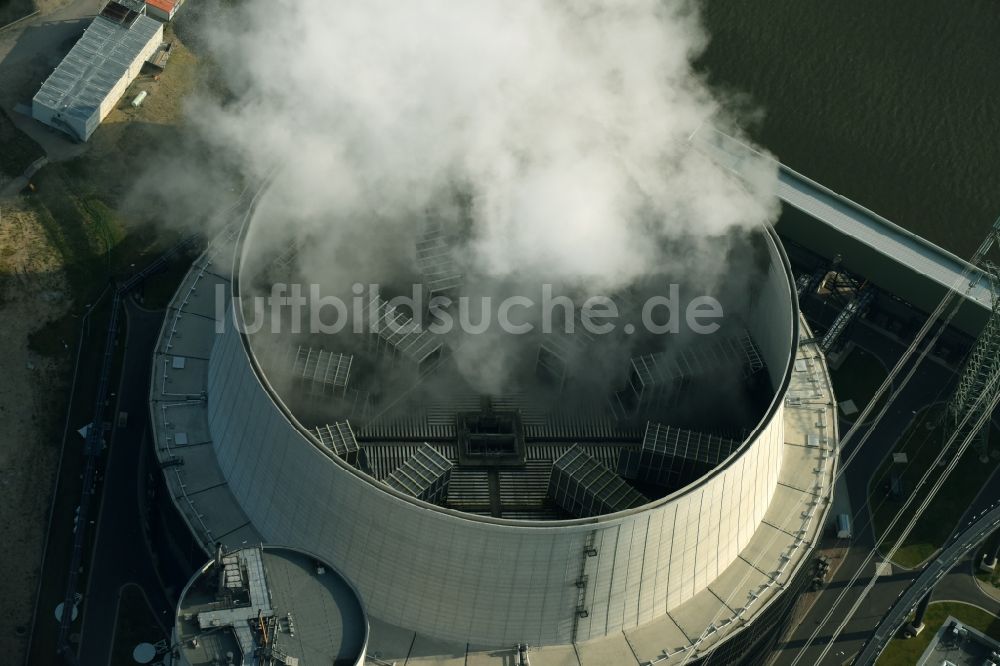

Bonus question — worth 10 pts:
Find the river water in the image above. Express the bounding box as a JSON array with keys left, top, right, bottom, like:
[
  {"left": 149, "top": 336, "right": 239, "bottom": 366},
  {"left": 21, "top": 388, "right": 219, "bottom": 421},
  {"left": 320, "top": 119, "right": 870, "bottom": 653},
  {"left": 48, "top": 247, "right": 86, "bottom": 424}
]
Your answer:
[{"left": 698, "top": 0, "right": 1000, "bottom": 258}]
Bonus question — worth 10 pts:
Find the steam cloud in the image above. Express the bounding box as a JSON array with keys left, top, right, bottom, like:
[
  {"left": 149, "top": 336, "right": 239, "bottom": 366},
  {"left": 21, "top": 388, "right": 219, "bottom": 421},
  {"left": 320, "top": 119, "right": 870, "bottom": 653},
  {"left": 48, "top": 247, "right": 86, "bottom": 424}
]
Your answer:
[
  {"left": 185, "top": 0, "right": 778, "bottom": 292},
  {"left": 164, "top": 0, "right": 784, "bottom": 400}
]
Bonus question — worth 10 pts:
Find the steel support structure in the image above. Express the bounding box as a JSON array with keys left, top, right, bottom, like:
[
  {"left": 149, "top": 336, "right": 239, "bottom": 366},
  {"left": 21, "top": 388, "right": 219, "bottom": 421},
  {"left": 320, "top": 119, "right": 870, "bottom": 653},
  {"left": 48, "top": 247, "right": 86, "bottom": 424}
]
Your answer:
[{"left": 947, "top": 260, "right": 1000, "bottom": 461}]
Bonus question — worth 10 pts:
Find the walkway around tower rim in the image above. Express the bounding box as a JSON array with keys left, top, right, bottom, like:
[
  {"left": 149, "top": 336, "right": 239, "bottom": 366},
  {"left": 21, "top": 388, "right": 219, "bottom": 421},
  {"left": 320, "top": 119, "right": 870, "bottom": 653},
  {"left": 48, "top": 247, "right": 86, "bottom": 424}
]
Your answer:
[{"left": 148, "top": 226, "right": 838, "bottom": 664}]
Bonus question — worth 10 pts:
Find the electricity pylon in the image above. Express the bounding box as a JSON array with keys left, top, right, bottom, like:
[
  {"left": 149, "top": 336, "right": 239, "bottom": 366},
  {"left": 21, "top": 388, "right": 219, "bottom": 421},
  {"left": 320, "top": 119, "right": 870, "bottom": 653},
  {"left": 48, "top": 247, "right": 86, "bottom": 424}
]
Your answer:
[{"left": 947, "top": 221, "right": 1000, "bottom": 462}]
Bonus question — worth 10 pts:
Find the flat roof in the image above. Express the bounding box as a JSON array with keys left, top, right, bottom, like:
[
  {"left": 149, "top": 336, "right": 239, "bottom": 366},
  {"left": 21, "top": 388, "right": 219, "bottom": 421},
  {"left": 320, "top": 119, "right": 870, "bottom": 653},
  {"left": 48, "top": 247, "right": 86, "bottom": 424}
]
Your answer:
[
  {"left": 917, "top": 615, "right": 1000, "bottom": 666},
  {"left": 176, "top": 546, "right": 368, "bottom": 666},
  {"left": 33, "top": 13, "right": 161, "bottom": 134},
  {"left": 146, "top": 0, "right": 176, "bottom": 12}
]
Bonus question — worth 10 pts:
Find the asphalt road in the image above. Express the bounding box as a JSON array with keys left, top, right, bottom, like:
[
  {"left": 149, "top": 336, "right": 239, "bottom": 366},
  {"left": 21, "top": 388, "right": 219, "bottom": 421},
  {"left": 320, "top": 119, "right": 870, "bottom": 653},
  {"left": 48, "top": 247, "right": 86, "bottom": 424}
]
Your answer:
[
  {"left": 74, "top": 300, "right": 172, "bottom": 665},
  {"left": 771, "top": 302, "right": 1000, "bottom": 665},
  {"left": 854, "top": 501, "right": 1000, "bottom": 664}
]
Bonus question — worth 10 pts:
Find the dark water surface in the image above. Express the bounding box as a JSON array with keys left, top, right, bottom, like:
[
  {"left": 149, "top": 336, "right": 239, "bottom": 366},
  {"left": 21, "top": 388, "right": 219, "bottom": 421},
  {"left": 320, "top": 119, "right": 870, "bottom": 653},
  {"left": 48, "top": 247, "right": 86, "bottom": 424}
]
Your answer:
[{"left": 698, "top": 0, "right": 1000, "bottom": 258}]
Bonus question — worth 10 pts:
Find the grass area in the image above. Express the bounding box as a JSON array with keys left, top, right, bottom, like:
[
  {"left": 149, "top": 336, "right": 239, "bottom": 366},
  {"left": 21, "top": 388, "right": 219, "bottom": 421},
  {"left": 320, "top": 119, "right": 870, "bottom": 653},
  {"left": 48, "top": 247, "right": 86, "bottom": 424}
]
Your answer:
[
  {"left": 17, "top": 123, "right": 187, "bottom": 337},
  {"left": 8, "top": 19, "right": 202, "bottom": 320},
  {"left": 698, "top": 0, "right": 1000, "bottom": 258},
  {"left": 830, "top": 346, "right": 888, "bottom": 419},
  {"left": 109, "top": 585, "right": 166, "bottom": 666},
  {"left": 869, "top": 405, "right": 1000, "bottom": 568},
  {"left": 876, "top": 601, "right": 1000, "bottom": 666}
]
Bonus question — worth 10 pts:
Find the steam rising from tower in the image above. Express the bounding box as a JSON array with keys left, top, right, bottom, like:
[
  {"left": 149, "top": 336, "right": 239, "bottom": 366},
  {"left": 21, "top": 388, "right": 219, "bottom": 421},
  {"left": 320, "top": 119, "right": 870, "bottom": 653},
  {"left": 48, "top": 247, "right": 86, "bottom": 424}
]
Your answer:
[{"left": 184, "top": 0, "right": 778, "bottom": 289}]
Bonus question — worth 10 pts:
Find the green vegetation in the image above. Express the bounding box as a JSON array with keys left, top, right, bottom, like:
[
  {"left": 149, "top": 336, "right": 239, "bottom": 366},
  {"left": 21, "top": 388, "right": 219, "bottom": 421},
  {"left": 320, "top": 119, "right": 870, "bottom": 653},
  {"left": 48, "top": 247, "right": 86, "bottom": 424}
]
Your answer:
[
  {"left": 698, "top": 0, "right": 1000, "bottom": 258},
  {"left": 109, "top": 585, "right": 166, "bottom": 666},
  {"left": 876, "top": 601, "right": 1000, "bottom": 666},
  {"left": 829, "top": 347, "right": 888, "bottom": 419},
  {"left": 20, "top": 149, "right": 184, "bottom": 348},
  {"left": 869, "top": 405, "right": 999, "bottom": 568}
]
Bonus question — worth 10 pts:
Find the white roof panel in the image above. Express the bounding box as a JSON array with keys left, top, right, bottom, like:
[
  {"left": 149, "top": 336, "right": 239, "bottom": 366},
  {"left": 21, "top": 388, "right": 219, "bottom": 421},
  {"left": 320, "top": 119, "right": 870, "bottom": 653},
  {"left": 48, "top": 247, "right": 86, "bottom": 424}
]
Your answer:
[{"left": 33, "top": 14, "right": 161, "bottom": 132}]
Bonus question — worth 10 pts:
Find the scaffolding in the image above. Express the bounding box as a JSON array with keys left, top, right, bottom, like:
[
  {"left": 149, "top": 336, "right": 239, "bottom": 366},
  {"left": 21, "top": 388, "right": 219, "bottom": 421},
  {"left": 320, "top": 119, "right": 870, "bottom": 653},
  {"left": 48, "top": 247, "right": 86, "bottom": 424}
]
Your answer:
[
  {"left": 314, "top": 421, "right": 364, "bottom": 466},
  {"left": 548, "top": 445, "right": 647, "bottom": 518},
  {"left": 254, "top": 238, "right": 301, "bottom": 280},
  {"left": 536, "top": 314, "right": 597, "bottom": 390},
  {"left": 946, "top": 261, "right": 1000, "bottom": 460},
  {"left": 820, "top": 287, "right": 875, "bottom": 353}
]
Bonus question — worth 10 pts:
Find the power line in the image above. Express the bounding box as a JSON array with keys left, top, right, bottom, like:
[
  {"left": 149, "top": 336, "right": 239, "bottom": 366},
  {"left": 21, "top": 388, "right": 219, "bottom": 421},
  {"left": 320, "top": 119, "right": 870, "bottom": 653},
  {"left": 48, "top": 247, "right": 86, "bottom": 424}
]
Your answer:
[
  {"left": 805, "top": 372, "right": 1000, "bottom": 665},
  {"left": 786, "top": 219, "right": 1000, "bottom": 664}
]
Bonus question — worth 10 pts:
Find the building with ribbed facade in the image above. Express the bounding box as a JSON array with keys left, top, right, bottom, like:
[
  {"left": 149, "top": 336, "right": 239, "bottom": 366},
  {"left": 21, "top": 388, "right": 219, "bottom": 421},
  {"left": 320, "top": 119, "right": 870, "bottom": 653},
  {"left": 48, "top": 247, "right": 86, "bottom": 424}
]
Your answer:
[{"left": 151, "top": 185, "right": 838, "bottom": 664}]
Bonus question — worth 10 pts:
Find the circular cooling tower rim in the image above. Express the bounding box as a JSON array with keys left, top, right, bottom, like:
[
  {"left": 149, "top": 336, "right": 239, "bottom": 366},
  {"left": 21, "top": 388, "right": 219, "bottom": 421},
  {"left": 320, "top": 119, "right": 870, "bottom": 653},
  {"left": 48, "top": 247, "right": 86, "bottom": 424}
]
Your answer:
[{"left": 229, "top": 184, "right": 800, "bottom": 527}]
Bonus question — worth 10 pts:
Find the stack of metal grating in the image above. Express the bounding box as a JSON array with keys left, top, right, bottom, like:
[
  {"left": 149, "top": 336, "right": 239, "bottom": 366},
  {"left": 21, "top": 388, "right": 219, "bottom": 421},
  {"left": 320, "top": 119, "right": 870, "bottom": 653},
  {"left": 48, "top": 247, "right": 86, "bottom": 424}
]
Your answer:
[
  {"left": 383, "top": 444, "right": 454, "bottom": 504},
  {"left": 618, "top": 422, "right": 739, "bottom": 491},
  {"left": 314, "top": 421, "right": 364, "bottom": 467},
  {"left": 616, "top": 329, "right": 765, "bottom": 416},
  {"left": 415, "top": 222, "right": 464, "bottom": 302},
  {"left": 360, "top": 293, "right": 445, "bottom": 374},
  {"left": 291, "top": 346, "right": 352, "bottom": 397},
  {"left": 548, "top": 445, "right": 648, "bottom": 518}
]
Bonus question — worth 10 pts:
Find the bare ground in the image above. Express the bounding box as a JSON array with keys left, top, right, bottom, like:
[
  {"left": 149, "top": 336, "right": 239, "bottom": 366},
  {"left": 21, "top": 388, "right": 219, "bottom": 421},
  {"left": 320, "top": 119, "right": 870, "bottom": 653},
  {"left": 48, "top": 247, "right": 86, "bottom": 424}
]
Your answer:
[{"left": 0, "top": 197, "right": 70, "bottom": 664}]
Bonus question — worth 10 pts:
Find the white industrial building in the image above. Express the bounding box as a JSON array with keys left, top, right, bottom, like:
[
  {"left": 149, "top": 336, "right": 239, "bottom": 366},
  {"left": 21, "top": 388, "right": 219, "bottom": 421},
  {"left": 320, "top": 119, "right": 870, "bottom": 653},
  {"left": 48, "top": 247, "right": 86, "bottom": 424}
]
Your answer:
[
  {"left": 150, "top": 190, "right": 838, "bottom": 664},
  {"left": 32, "top": 2, "right": 162, "bottom": 142}
]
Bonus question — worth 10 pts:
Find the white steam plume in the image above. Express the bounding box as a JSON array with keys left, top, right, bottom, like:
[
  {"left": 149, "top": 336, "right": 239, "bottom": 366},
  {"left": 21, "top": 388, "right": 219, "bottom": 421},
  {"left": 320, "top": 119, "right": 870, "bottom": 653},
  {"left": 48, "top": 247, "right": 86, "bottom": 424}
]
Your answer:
[{"left": 188, "top": 0, "right": 778, "bottom": 292}]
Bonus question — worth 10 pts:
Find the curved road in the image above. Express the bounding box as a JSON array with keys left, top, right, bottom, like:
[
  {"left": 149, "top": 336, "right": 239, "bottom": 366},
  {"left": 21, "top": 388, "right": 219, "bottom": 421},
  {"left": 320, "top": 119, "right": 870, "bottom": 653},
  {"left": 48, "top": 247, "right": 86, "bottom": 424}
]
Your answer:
[{"left": 853, "top": 501, "right": 1000, "bottom": 665}]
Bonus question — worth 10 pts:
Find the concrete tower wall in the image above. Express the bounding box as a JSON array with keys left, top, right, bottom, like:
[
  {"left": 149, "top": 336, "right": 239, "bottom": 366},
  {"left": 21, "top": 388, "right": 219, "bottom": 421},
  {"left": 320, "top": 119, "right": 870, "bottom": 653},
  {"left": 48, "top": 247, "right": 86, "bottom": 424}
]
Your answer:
[{"left": 202, "top": 224, "right": 797, "bottom": 647}]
